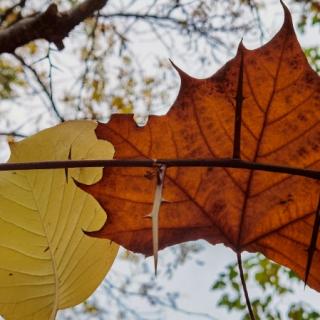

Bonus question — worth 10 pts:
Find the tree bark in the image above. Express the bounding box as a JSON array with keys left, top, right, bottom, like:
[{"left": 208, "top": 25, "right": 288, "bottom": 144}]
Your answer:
[{"left": 0, "top": 0, "right": 108, "bottom": 53}]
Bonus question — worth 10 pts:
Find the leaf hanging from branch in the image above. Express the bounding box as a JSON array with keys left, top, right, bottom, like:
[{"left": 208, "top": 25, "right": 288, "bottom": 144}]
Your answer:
[{"left": 78, "top": 2, "right": 320, "bottom": 291}]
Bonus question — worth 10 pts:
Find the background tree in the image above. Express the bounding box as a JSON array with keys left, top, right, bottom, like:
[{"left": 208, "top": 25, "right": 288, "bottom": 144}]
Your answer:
[{"left": 0, "top": 1, "right": 319, "bottom": 319}]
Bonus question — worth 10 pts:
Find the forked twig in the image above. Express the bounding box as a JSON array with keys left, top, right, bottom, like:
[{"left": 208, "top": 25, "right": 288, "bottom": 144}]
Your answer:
[{"left": 237, "top": 252, "right": 256, "bottom": 320}]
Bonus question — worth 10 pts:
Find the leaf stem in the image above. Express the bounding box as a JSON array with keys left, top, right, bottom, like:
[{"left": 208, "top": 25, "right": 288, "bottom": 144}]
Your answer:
[
  {"left": 237, "top": 252, "right": 256, "bottom": 320},
  {"left": 1, "top": 158, "right": 320, "bottom": 180}
]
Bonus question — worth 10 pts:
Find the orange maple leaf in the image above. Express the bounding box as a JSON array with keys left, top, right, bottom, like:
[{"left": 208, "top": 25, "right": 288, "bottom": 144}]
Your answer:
[{"left": 78, "top": 3, "right": 320, "bottom": 291}]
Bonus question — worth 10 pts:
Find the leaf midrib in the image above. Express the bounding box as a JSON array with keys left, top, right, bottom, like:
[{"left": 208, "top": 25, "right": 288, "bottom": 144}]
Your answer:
[
  {"left": 236, "top": 32, "right": 289, "bottom": 249},
  {"left": 25, "top": 170, "right": 58, "bottom": 320}
]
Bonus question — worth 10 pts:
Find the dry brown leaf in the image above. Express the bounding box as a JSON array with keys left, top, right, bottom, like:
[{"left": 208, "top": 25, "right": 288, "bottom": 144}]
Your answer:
[{"left": 78, "top": 4, "right": 320, "bottom": 291}]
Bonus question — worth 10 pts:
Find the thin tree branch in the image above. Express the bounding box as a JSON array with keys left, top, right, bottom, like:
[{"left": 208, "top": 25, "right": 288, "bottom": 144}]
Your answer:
[
  {"left": 0, "top": 158, "right": 319, "bottom": 181},
  {"left": 247, "top": 0, "right": 265, "bottom": 44},
  {"left": 304, "top": 195, "right": 320, "bottom": 285},
  {"left": 0, "top": 0, "right": 109, "bottom": 53},
  {"left": 237, "top": 253, "right": 256, "bottom": 320},
  {"left": 0, "top": 115, "right": 38, "bottom": 138},
  {"left": 0, "top": 132, "right": 27, "bottom": 138},
  {"left": 101, "top": 12, "right": 186, "bottom": 25},
  {"left": 100, "top": 11, "right": 252, "bottom": 56},
  {"left": 101, "top": 12, "right": 244, "bottom": 30},
  {"left": 105, "top": 279, "right": 215, "bottom": 320},
  {"left": 13, "top": 53, "right": 64, "bottom": 122},
  {"left": 76, "top": 11, "right": 101, "bottom": 112}
]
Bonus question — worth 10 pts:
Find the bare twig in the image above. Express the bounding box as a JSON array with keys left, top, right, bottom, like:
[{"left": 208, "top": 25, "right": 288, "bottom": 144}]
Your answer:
[
  {"left": 101, "top": 12, "right": 246, "bottom": 33},
  {"left": 0, "top": 132, "right": 27, "bottom": 138},
  {"left": 76, "top": 11, "right": 101, "bottom": 112},
  {"left": 13, "top": 53, "right": 64, "bottom": 122},
  {"left": 237, "top": 253, "right": 256, "bottom": 320},
  {"left": 304, "top": 195, "right": 320, "bottom": 285},
  {"left": 0, "top": 158, "right": 319, "bottom": 181},
  {"left": 247, "top": 0, "right": 265, "bottom": 44},
  {"left": 106, "top": 280, "right": 215, "bottom": 319}
]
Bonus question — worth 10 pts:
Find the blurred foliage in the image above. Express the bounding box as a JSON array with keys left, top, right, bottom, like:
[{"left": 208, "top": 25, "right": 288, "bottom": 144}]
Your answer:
[
  {"left": 212, "top": 254, "right": 320, "bottom": 320},
  {"left": 299, "top": 1, "right": 320, "bottom": 72},
  {"left": 297, "top": 0, "right": 320, "bottom": 32},
  {"left": 0, "top": 57, "right": 25, "bottom": 99},
  {"left": 305, "top": 47, "right": 320, "bottom": 73}
]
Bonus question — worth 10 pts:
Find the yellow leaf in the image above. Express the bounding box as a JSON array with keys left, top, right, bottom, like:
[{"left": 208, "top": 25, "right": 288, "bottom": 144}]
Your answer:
[{"left": 0, "top": 121, "right": 118, "bottom": 320}]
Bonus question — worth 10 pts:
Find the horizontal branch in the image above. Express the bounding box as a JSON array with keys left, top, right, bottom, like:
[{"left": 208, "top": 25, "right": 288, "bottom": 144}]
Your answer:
[
  {"left": 0, "top": 132, "right": 27, "bottom": 138},
  {"left": 0, "top": 158, "right": 320, "bottom": 180},
  {"left": 100, "top": 12, "right": 185, "bottom": 25},
  {"left": 0, "top": 0, "right": 109, "bottom": 53},
  {"left": 100, "top": 12, "right": 246, "bottom": 33}
]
